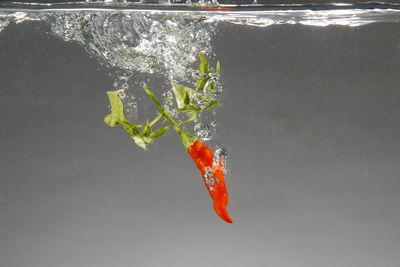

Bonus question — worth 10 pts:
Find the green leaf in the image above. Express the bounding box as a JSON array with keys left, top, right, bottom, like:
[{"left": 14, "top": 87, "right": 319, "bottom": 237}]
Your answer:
[
  {"left": 132, "top": 134, "right": 156, "bottom": 150},
  {"left": 205, "top": 100, "right": 220, "bottom": 110},
  {"left": 196, "top": 78, "right": 208, "bottom": 92},
  {"left": 150, "top": 126, "right": 169, "bottom": 138},
  {"left": 132, "top": 135, "right": 148, "bottom": 150},
  {"left": 149, "top": 112, "right": 163, "bottom": 127},
  {"left": 216, "top": 61, "right": 221, "bottom": 75},
  {"left": 196, "top": 53, "right": 210, "bottom": 92},
  {"left": 104, "top": 91, "right": 126, "bottom": 127},
  {"left": 184, "top": 91, "right": 190, "bottom": 105},
  {"left": 142, "top": 136, "right": 154, "bottom": 144},
  {"left": 178, "top": 104, "right": 202, "bottom": 112},
  {"left": 172, "top": 84, "right": 194, "bottom": 109},
  {"left": 144, "top": 85, "right": 162, "bottom": 110},
  {"left": 198, "top": 52, "right": 209, "bottom": 74},
  {"left": 141, "top": 122, "right": 152, "bottom": 137},
  {"left": 122, "top": 122, "right": 139, "bottom": 136},
  {"left": 181, "top": 111, "right": 198, "bottom": 124}
]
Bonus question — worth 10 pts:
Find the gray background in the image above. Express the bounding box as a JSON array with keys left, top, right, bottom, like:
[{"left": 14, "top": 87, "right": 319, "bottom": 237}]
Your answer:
[{"left": 1, "top": 19, "right": 400, "bottom": 266}]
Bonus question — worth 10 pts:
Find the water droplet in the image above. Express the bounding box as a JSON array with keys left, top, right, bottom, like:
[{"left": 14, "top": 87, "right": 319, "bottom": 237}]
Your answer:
[
  {"left": 121, "top": 82, "right": 129, "bottom": 90},
  {"left": 194, "top": 123, "right": 211, "bottom": 141}
]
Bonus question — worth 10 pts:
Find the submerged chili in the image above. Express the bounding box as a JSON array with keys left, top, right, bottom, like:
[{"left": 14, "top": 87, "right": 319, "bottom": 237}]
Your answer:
[{"left": 187, "top": 139, "right": 233, "bottom": 223}]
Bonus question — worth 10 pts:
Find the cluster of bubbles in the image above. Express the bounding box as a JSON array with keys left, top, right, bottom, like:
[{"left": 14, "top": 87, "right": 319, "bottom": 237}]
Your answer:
[
  {"left": 162, "top": 89, "right": 179, "bottom": 118},
  {"left": 204, "top": 167, "right": 218, "bottom": 192},
  {"left": 202, "top": 146, "right": 228, "bottom": 192},
  {"left": 45, "top": 11, "right": 215, "bottom": 83},
  {"left": 214, "top": 147, "right": 227, "bottom": 173},
  {"left": 194, "top": 122, "right": 211, "bottom": 141}
]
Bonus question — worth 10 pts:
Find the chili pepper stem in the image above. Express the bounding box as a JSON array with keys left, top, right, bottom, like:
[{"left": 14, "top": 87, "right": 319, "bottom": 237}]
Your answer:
[
  {"left": 144, "top": 85, "right": 196, "bottom": 149},
  {"left": 162, "top": 110, "right": 195, "bottom": 149}
]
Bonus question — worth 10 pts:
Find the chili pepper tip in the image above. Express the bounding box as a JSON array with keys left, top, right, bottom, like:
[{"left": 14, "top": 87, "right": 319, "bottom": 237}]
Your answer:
[{"left": 214, "top": 204, "right": 233, "bottom": 224}]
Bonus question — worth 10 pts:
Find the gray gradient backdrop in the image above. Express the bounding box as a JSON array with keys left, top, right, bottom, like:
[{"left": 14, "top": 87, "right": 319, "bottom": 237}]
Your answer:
[{"left": 1, "top": 19, "right": 400, "bottom": 266}]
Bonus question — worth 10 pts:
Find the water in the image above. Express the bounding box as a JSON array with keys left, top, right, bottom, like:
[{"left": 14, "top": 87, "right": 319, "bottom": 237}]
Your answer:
[{"left": 1, "top": 2, "right": 400, "bottom": 266}]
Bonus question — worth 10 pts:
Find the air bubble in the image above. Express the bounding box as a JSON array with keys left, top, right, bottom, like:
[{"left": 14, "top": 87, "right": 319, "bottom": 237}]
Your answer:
[
  {"left": 194, "top": 123, "right": 211, "bottom": 141},
  {"left": 163, "top": 90, "right": 179, "bottom": 118},
  {"left": 116, "top": 89, "right": 127, "bottom": 99},
  {"left": 214, "top": 147, "right": 228, "bottom": 173}
]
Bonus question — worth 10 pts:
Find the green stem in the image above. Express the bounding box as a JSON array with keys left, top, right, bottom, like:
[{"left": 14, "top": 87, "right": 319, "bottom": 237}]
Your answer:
[{"left": 144, "top": 85, "right": 195, "bottom": 149}]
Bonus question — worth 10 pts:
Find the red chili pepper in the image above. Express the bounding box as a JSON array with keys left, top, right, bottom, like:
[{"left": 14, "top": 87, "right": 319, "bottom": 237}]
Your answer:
[
  {"left": 193, "top": 5, "right": 231, "bottom": 12},
  {"left": 188, "top": 140, "right": 233, "bottom": 223}
]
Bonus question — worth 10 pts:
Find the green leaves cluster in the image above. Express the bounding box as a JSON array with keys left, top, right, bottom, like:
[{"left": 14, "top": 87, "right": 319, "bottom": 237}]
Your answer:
[
  {"left": 197, "top": 52, "right": 220, "bottom": 91},
  {"left": 171, "top": 52, "right": 221, "bottom": 124},
  {"left": 104, "top": 90, "right": 169, "bottom": 150},
  {"left": 104, "top": 52, "right": 222, "bottom": 150}
]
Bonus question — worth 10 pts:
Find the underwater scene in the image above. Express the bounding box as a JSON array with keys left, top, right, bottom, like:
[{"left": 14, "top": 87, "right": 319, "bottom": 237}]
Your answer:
[{"left": 1, "top": 1, "right": 400, "bottom": 266}]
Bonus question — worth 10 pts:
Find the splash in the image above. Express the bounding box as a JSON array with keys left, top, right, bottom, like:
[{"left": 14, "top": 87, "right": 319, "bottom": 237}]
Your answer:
[
  {"left": 1, "top": 10, "right": 215, "bottom": 82},
  {"left": 45, "top": 11, "right": 215, "bottom": 83}
]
